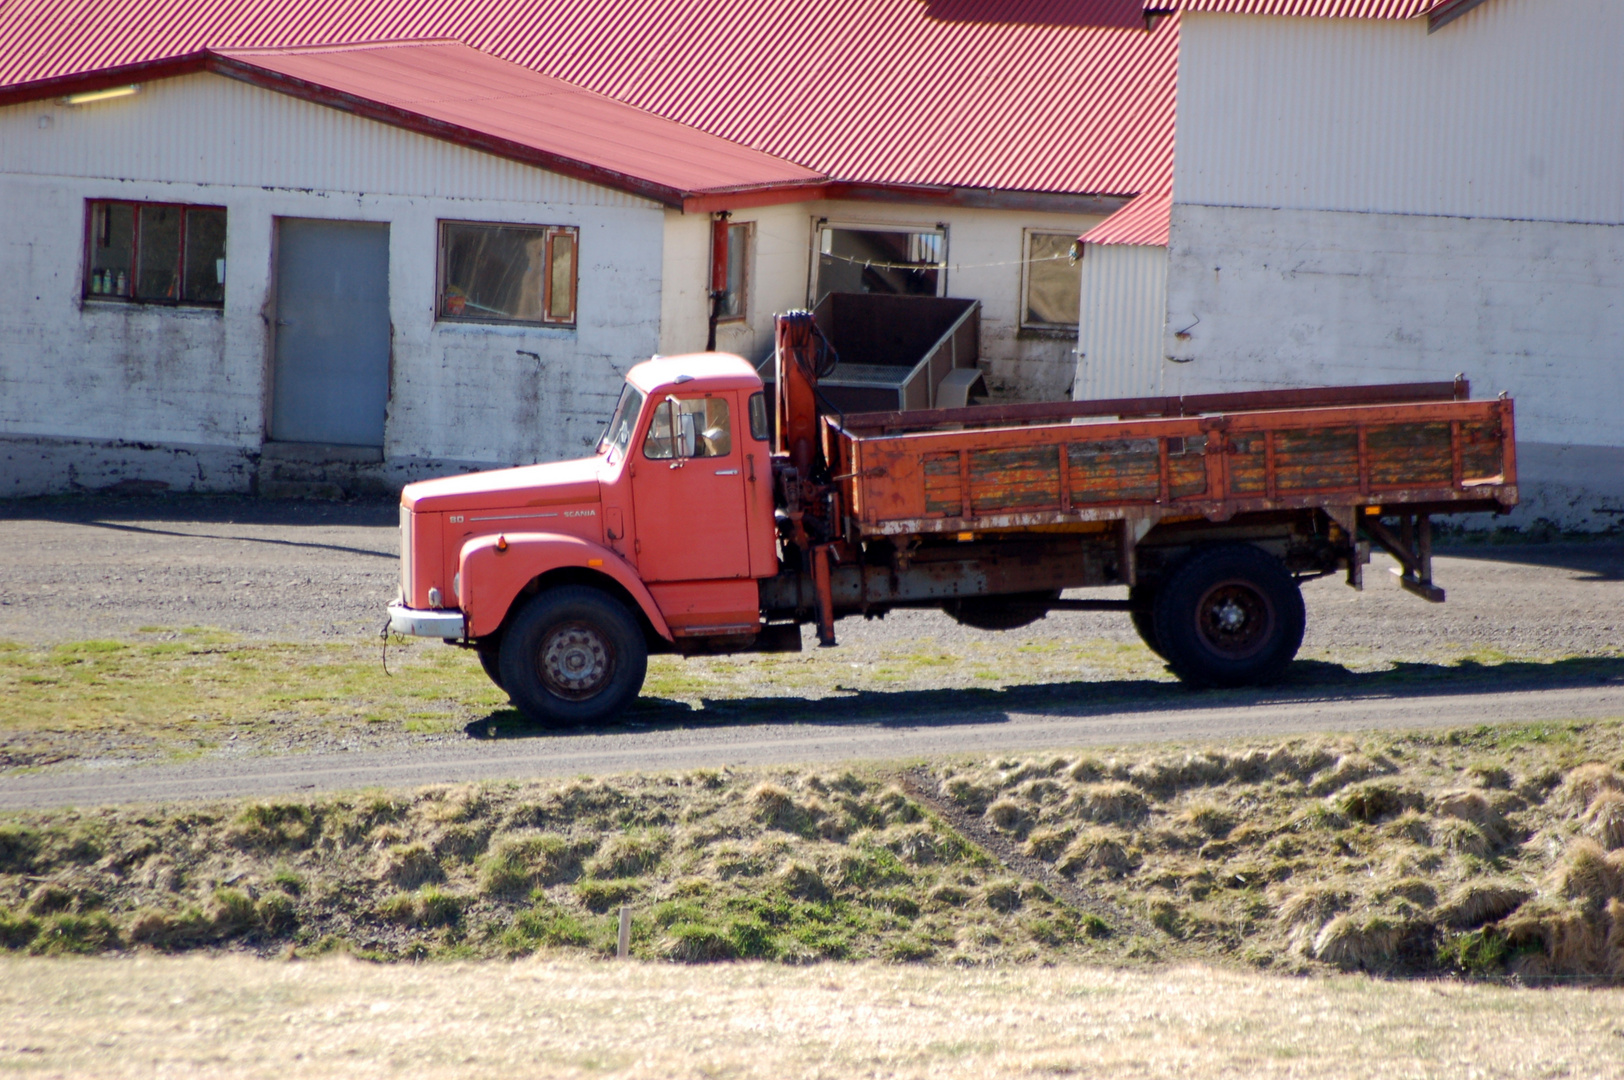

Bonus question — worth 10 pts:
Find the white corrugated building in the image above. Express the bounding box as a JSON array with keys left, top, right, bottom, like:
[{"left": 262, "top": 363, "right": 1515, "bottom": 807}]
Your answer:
[
  {"left": 0, "top": 2, "right": 1178, "bottom": 499},
  {"left": 1158, "top": 0, "right": 1624, "bottom": 528}
]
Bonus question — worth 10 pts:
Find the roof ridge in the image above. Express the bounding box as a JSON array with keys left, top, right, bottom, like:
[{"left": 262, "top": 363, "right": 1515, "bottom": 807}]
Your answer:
[{"left": 216, "top": 38, "right": 466, "bottom": 57}]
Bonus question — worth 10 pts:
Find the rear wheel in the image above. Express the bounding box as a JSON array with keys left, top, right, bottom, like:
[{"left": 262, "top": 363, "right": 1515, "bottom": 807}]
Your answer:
[
  {"left": 1152, "top": 545, "right": 1304, "bottom": 688},
  {"left": 1128, "top": 585, "right": 1164, "bottom": 659},
  {"left": 499, "top": 586, "right": 648, "bottom": 727},
  {"left": 943, "top": 590, "right": 1061, "bottom": 631}
]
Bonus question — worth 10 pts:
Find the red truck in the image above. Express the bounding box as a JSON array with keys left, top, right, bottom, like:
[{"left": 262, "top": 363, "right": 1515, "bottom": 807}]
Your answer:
[{"left": 389, "top": 312, "right": 1518, "bottom": 726}]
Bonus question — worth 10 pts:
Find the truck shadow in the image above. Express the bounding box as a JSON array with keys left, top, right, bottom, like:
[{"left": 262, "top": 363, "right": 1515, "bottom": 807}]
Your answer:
[
  {"left": 1435, "top": 540, "right": 1624, "bottom": 580},
  {"left": 464, "top": 653, "right": 1624, "bottom": 740}
]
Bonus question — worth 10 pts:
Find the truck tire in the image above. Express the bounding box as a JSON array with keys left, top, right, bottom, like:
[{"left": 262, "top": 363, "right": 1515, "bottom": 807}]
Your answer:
[
  {"left": 943, "top": 590, "right": 1060, "bottom": 632},
  {"left": 475, "top": 638, "right": 505, "bottom": 692},
  {"left": 499, "top": 586, "right": 648, "bottom": 727},
  {"left": 1152, "top": 545, "right": 1304, "bottom": 688},
  {"left": 1128, "top": 585, "right": 1165, "bottom": 659}
]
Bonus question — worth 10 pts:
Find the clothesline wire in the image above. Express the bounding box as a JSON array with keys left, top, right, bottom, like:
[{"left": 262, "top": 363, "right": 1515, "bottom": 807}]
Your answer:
[{"left": 754, "top": 226, "right": 1080, "bottom": 274}]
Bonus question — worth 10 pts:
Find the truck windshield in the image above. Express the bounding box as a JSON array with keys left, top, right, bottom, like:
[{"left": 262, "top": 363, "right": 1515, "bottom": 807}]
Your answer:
[{"left": 598, "top": 384, "right": 646, "bottom": 460}]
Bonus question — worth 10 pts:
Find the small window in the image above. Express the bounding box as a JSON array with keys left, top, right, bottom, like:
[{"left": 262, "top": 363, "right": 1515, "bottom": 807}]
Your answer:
[
  {"left": 748, "top": 391, "right": 769, "bottom": 442},
  {"left": 84, "top": 199, "right": 226, "bottom": 305},
  {"left": 644, "top": 397, "right": 732, "bottom": 460},
  {"left": 1021, "top": 230, "right": 1082, "bottom": 331},
  {"left": 712, "top": 220, "right": 751, "bottom": 322},
  {"left": 439, "top": 221, "right": 578, "bottom": 326},
  {"left": 815, "top": 225, "right": 944, "bottom": 303}
]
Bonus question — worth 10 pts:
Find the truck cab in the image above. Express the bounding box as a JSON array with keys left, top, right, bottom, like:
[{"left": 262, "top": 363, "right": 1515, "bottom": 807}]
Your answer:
[{"left": 390, "top": 353, "right": 778, "bottom": 723}]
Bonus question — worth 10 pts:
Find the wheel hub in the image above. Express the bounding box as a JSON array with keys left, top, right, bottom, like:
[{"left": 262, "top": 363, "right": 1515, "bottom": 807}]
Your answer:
[
  {"left": 538, "top": 622, "right": 615, "bottom": 700},
  {"left": 1195, "top": 581, "right": 1273, "bottom": 658}
]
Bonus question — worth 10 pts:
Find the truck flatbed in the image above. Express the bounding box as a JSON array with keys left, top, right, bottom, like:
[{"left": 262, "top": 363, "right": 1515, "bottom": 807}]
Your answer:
[{"left": 827, "top": 382, "right": 1516, "bottom": 538}]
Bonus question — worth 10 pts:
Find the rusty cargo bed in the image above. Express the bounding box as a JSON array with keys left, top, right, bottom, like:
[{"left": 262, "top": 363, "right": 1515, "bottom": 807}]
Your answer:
[{"left": 825, "top": 380, "right": 1517, "bottom": 539}]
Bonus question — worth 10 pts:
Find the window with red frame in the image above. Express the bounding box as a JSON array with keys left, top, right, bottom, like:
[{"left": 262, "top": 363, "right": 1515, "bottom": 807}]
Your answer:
[
  {"left": 711, "top": 219, "right": 751, "bottom": 322},
  {"left": 438, "top": 221, "right": 578, "bottom": 326},
  {"left": 84, "top": 200, "right": 227, "bottom": 305}
]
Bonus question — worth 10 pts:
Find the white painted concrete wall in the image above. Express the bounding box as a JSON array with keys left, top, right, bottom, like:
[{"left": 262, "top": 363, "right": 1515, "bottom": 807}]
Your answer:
[
  {"left": 674, "top": 201, "right": 1106, "bottom": 400},
  {"left": 1163, "top": 207, "right": 1624, "bottom": 527},
  {"left": 0, "top": 73, "right": 666, "bottom": 496},
  {"left": 1167, "top": 0, "right": 1624, "bottom": 527},
  {"left": 1175, "top": 0, "right": 1624, "bottom": 225},
  {"left": 1073, "top": 242, "right": 1169, "bottom": 401},
  {"left": 1165, "top": 201, "right": 1624, "bottom": 435}
]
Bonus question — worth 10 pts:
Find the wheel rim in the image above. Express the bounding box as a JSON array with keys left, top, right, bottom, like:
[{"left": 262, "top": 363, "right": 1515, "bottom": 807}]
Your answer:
[
  {"left": 1194, "top": 579, "right": 1275, "bottom": 660},
  {"left": 537, "top": 621, "right": 616, "bottom": 700}
]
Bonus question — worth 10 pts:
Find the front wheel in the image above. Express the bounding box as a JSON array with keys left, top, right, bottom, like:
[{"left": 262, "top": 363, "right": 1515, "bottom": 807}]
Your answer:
[
  {"left": 475, "top": 638, "right": 505, "bottom": 693},
  {"left": 1153, "top": 545, "right": 1305, "bottom": 688},
  {"left": 499, "top": 586, "right": 648, "bottom": 727}
]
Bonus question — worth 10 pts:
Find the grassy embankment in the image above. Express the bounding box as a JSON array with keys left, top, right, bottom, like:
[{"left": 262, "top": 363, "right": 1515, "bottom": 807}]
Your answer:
[{"left": 3, "top": 720, "right": 1623, "bottom": 980}]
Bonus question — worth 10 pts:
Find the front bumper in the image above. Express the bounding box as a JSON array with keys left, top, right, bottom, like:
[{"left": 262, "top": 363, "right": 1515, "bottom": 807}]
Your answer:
[{"left": 388, "top": 603, "right": 466, "bottom": 640}]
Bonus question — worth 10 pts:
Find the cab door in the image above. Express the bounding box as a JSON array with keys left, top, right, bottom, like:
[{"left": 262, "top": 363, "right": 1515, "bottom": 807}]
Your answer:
[{"left": 630, "top": 391, "right": 752, "bottom": 582}]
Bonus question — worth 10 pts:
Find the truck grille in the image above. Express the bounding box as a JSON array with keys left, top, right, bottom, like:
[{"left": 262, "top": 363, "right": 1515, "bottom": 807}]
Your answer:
[{"left": 399, "top": 504, "right": 413, "bottom": 603}]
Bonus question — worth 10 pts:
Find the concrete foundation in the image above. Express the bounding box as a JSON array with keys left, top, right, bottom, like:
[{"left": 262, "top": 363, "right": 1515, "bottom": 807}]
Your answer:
[{"left": 0, "top": 434, "right": 502, "bottom": 500}]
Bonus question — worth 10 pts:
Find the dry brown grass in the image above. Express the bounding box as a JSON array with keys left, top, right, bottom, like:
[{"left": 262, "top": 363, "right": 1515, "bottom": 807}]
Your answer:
[
  {"left": 930, "top": 725, "right": 1624, "bottom": 978},
  {"left": 0, "top": 767, "right": 1093, "bottom": 966},
  {"left": 0, "top": 954, "right": 1619, "bottom": 1079}
]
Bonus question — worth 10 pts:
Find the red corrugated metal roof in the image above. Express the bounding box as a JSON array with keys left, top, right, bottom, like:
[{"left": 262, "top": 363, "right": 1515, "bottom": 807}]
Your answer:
[
  {"left": 222, "top": 42, "right": 822, "bottom": 202},
  {"left": 1079, "top": 186, "right": 1171, "bottom": 246},
  {"left": 1164, "top": 0, "right": 1434, "bottom": 16},
  {"left": 0, "top": 0, "right": 1177, "bottom": 203}
]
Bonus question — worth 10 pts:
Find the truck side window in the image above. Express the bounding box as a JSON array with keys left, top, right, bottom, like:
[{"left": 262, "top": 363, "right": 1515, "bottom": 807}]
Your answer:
[
  {"left": 748, "top": 391, "right": 769, "bottom": 441},
  {"left": 644, "top": 397, "right": 731, "bottom": 459}
]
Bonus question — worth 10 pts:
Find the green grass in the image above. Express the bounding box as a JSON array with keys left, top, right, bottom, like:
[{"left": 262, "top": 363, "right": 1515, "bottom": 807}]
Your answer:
[{"left": 0, "top": 635, "right": 507, "bottom": 765}]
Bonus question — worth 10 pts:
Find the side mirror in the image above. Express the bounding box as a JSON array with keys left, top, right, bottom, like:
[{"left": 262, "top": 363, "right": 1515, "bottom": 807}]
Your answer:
[{"left": 663, "top": 395, "right": 698, "bottom": 461}]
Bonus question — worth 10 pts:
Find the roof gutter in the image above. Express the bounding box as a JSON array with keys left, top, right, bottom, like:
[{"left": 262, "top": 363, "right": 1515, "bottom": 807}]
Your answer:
[
  {"left": 683, "top": 183, "right": 1131, "bottom": 216},
  {"left": 0, "top": 53, "right": 213, "bottom": 108},
  {"left": 1427, "top": 0, "right": 1492, "bottom": 32}
]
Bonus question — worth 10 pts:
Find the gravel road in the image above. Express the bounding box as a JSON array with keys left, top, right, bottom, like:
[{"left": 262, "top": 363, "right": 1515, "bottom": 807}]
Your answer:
[
  {"left": 2, "top": 494, "right": 1620, "bottom": 656},
  {"left": 3, "top": 681, "right": 1620, "bottom": 810},
  {"left": 1, "top": 494, "right": 1620, "bottom": 808}
]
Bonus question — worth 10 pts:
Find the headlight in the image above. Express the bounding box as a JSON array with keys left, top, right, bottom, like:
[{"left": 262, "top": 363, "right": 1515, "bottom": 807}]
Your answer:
[{"left": 399, "top": 504, "right": 414, "bottom": 602}]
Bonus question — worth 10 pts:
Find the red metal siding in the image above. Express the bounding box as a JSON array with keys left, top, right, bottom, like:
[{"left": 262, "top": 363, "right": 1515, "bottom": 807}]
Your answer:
[
  {"left": 0, "top": 0, "right": 1177, "bottom": 201},
  {"left": 1080, "top": 186, "right": 1172, "bottom": 246}
]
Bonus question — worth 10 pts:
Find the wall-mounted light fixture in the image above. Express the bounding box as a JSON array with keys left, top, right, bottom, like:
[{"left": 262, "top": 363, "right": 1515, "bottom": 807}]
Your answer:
[{"left": 60, "top": 84, "right": 141, "bottom": 107}]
